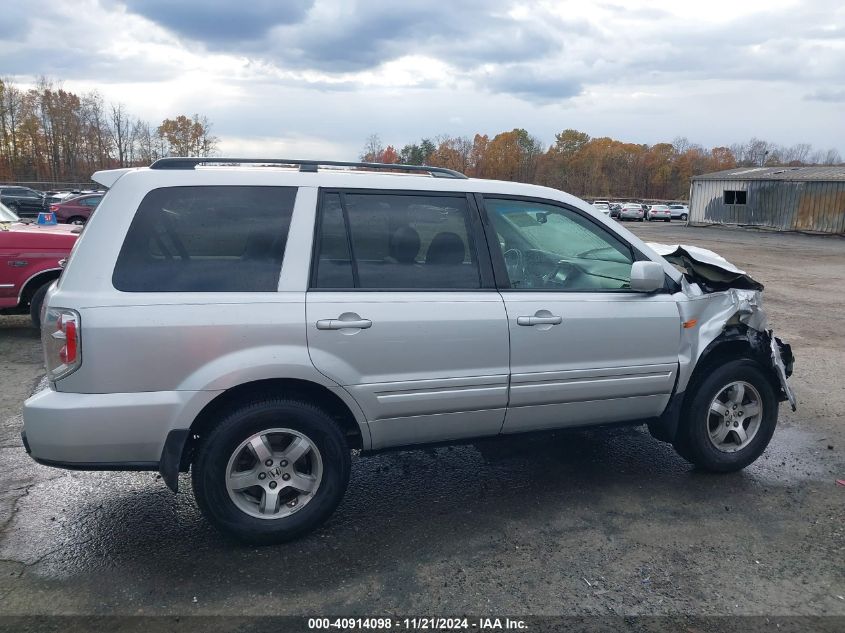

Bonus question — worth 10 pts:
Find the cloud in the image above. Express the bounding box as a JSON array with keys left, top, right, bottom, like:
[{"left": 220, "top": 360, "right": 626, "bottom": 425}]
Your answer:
[
  {"left": 117, "top": 0, "right": 314, "bottom": 43},
  {"left": 804, "top": 89, "right": 845, "bottom": 103},
  {"left": 113, "top": 0, "right": 566, "bottom": 75},
  {"left": 482, "top": 66, "right": 583, "bottom": 101},
  {"left": 0, "top": 1, "right": 32, "bottom": 40},
  {"left": 0, "top": 0, "right": 843, "bottom": 155}
]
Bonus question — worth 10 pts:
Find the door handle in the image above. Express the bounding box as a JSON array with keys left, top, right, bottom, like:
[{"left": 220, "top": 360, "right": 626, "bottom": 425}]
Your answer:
[
  {"left": 517, "top": 315, "right": 562, "bottom": 326},
  {"left": 316, "top": 318, "right": 372, "bottom": 330}
]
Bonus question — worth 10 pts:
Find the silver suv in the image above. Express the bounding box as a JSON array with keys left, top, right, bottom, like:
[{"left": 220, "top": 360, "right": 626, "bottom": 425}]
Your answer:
[{"left": 22, "top": 158, "right": 795, "bottom": 544}]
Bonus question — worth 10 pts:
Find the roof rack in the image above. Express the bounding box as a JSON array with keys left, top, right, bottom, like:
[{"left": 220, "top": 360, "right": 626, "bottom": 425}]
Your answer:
[{"left": 148, "top": 157, "right": 468, "bottom": 179}]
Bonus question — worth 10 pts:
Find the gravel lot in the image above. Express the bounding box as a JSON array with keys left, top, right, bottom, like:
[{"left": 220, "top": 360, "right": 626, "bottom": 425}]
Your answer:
[{"left": 0, "top": 224, "right": 842, "bottom": 622}]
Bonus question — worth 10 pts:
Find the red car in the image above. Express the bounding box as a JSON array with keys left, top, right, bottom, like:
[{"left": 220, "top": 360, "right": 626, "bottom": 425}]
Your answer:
[
  {"left": 49, "top": 193, "right": 103, "bottom": 224},
  {"left": 0, "top": 202, "right": 79, "bottom": 326}
]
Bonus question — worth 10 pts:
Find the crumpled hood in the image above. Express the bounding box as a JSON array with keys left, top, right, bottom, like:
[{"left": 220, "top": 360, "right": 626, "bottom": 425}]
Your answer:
[{"left": 647, "top": 242, "right": 763, "bottom": 292}]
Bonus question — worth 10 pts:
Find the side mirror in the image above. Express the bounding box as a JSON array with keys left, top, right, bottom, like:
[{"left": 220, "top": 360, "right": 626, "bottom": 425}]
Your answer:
[{"left": 630, "top": 261, "right": 665, "bottom": 292}]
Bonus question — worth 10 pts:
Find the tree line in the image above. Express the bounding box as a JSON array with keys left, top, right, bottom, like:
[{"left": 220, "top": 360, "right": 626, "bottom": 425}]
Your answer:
[
  {"left": 361, "top": 130, "right": 844, "bottom": 200},
  {"left": 0, "top": 78, "right": 217, "bottom": 184}
]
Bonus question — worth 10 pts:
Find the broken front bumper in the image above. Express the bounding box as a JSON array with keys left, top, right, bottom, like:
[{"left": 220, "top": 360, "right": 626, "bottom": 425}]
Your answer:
[{"left": 771, "top": 333, "right": 796, "bottom": 411}]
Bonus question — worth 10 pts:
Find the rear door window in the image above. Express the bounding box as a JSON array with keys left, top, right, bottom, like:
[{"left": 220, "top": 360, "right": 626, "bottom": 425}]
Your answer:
[
  {"left": 113, "top": 186, "right": 296, "bottom": 292},
  {"left": 312, "top": 192, "right": 481, "bottom": 289}
]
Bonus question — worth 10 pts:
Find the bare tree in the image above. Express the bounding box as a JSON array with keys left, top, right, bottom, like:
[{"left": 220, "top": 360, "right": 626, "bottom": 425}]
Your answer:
[
  {"left": 360, "top": 133, "right": 384, "bottom": 162},
  {"left": 821, "top": 148, "right": 842, "bottom": 165},
  {"left": 109, "top": 103, "right": 132, "bottom": 167}
]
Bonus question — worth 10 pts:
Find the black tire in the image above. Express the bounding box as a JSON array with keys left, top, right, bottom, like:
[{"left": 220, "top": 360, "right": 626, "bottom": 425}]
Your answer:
[
  {"left": 638, "top": 217, "right": 644, "bottom": 222},
  {"left": 681, "top": 214, "right": 688, "bottom": 221},
  {"left": 66, "top": 216, "right": 86, "bottom": 225},
  {"left": 674, "top": 359, "right": 778, "bottom": 472},
  {"left": 664, "top": 218, "right": 670, "bottom": 222},
  {"left": 29, "top": 282, "right": 51, "bottom": 328},
  {"left": 192, "top": 397, "right": 351, "bottom": 544}
]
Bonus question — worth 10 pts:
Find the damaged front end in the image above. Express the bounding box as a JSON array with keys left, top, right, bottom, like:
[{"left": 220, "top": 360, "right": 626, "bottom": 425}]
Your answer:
[{"left": 646, "top": 243, "right": 796, "bottom": 442}]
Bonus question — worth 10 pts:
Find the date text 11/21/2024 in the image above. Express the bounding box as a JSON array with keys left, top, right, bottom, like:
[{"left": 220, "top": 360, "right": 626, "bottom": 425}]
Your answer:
[{"left": 307, "top": 618, "right": 528, "bottom": 630}]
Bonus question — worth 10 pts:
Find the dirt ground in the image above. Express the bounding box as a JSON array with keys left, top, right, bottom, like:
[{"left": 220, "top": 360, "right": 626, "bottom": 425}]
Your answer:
[{"left": 0, "top": 224, "right": 842, "bottom": 623}]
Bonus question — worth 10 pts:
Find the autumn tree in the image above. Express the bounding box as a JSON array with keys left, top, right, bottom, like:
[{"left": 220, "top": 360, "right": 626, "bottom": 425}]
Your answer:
[
  {"left": 481, "top": 129, "right": 542, "bottom": 181},
  {"left": 157, "top": 114, "right": 218, "bottom": 157},
  {"left": 428, "top": 135, "right": 473, "bottom": 173},
  {"left": 380, "top": 145, "right": 399, "bottom": 163}
]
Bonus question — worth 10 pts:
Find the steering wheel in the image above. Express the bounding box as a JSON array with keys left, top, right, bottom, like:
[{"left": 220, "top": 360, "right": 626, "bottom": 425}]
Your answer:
[
  {"left": 502, "top": 248, "right": 524, "bottom": 285},
  {"left": 542, "top": 259, "right": 583, "bottom": 288}
]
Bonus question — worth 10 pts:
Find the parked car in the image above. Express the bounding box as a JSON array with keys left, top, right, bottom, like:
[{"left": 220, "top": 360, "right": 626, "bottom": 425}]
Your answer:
[
  {"left": 22, "top": 158, "right": 795, "bottom": 545},
  {"left": 647, "top": 204, "right": 672, "bottom": 222},
  {"left": 0, "top": 201, "right": 79, "bottom": 327},
  {"left": 45, "top": 191, "right": 82, "bottom": 205},
  {"left": 609, "top": 203, "right": 622, "bottom": 219},
  {"left": 592, "top": 202, "right": 611, "bottom": 216},
  {"left": 669, "top": 204, "right": 689, "bottom": 221},
  {"left": 618, "top": 202, "right": 645, "bottom": 221},
  {"left": 0, "top": 186, "right": 46, "bottom": 219},
  {"left": 49, "top": 193, "right": 103, "bottom": 224}
]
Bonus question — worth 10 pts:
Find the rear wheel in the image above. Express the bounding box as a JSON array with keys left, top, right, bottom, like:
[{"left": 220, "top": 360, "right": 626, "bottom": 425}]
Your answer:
[
  {"left": 29, "top": 282, "right": 52, "bottom": 328},
  {"left": 681, "top": 213, "right": 688, "bottom": 221},
  {"left": 66, "top": 216, "right": 86, "bottom": 225},
  {"left": 664, "top": 218, "right": 670, "bottom": 222},
  {"left": 192, "top": 397, "right": 351, "bottom": 544},
  {"left": 674, "top": 359, "right": 778, "bottom": 472}
]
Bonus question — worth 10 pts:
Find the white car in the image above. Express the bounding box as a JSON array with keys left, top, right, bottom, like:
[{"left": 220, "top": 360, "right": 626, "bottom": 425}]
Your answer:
[
  {"left": 592, "top": 202, "right": 611, "bottom": 216},
  {"left": 669, "top": 204, "right": 689, "bottom": 221},
  {"left": 619, "top": 203, "right": 645, "bottom": 221},
  {"left": 647, "top": 205, "right": 672, "bottom": 222}
]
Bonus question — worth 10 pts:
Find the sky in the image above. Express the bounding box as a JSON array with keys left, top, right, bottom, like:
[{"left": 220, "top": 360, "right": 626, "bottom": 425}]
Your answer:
[{"left": 1, "top": 0, "right": 844, "bottom": 159}]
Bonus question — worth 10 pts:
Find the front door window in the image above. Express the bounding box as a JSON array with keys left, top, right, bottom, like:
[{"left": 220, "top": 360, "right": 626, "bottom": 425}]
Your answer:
[{"left": 484, "top": 198, "right": 634, "bottom": 291}]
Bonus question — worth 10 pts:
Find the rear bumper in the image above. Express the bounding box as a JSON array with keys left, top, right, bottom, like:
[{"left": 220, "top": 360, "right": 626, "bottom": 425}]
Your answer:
[{"left": 22, "top": 387, "right": 220, "bottom": 466}]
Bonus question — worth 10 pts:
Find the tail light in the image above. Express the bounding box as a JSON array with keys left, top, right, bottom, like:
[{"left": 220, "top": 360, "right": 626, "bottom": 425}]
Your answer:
[
  {"left": 49, "top": 204, "right": 59, "bottom": 212},
  {"left": 41, "top": 307, "right": 81, "bottom": 380}
]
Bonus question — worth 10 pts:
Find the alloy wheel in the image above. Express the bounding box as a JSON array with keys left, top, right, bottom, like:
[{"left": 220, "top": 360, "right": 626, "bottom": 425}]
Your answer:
[
  {"left": 225, "top": 428, "right": 323, "bottom": 519},
  {"left": 707, "top": 381, "right": 763, "bottom": 453}
]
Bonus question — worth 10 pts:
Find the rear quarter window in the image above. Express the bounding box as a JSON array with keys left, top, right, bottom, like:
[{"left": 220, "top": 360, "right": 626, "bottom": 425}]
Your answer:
[{"left": 112, "top": 186, "right": 296, "bottom": 292}]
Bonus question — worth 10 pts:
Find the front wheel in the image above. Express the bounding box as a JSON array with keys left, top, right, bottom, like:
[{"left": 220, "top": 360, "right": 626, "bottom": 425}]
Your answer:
[
  {"left": 192, "top": 398, "right": 351, "bottom": 544},
  {"left": 674, "top": 359, "right": 778, "bottom": 472}
]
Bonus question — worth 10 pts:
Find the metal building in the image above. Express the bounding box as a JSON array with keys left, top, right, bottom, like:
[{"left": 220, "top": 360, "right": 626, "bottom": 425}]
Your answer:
[{"left": 689, "top": 166, "right": 845, "bottom": 234}]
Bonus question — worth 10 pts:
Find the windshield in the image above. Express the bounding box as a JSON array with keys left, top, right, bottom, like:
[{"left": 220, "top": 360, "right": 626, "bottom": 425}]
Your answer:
[{"left": 0, "top": 201, "right": 20, "bottom": 222}]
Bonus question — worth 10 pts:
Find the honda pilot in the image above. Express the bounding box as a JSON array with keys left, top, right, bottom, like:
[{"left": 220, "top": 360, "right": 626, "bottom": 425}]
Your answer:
[{"left": 22, "top": 158, "right": 795, "bottom": 544}]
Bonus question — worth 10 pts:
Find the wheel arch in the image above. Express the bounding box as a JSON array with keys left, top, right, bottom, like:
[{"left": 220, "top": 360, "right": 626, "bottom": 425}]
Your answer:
[
  {"left": 18, "top": 268, "right": 62, "bottom": 307},
  {"left": 159, "top": 377, "right": 367, "bottom": 492},
  {"left": 649, "top": 325, "right": 780, "bottom": 444},
  {"left": 691, "top": 326, "right": 780, "bottom": 391}
]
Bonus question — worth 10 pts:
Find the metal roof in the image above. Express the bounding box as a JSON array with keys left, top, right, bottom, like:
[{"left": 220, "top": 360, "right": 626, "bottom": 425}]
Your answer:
[{"left": 692, "top": 166, "right": 845, "bottom": 182}]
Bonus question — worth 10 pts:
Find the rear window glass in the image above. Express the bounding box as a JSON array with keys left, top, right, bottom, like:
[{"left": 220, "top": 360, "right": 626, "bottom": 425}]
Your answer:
[{"left": 113, "top": 186, "right": 296, "bottom": 292}]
